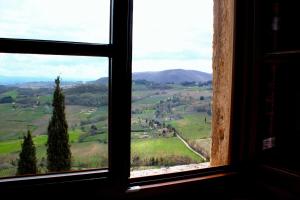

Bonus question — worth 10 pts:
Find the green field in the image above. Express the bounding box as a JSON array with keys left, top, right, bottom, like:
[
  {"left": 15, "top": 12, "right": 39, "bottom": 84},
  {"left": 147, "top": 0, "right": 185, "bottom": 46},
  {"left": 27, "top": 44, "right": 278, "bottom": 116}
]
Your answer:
[
  {"left": 0, "top": 79, "right": 212, "bottom": 177},
  {"left": 130, "top": 82, "right": 212, "bottom": 170},
  {"left": 0, "top": 140, "right": 108, "bottom": 177},
  {"left": 71, "top": 142, "right": 108, "bottom": 169},
  {"left": 134, "top": 95, "right": 169, "bottom": 105},
  {"left": 131, "top": 137, "right": 204, "bottom": 168},
  {"left": 0, "top": 131, "right": 80, "bottom": 154},
  {"left": 170, "top": 113, "right": 211, "bottom": 141},
  {"left": 0, "top": 84, "right": 110, "bottom": 178},
  {"left": 168, "top": 114, "right": 211, "bottom": 159},
  {"left": 0, "top": 90, "right": 18, "bottom": 100},
  {"left": 0, "top": 104, "right": 47, "bottom": 140},
  {"left": 0, "top": 128, "right": 107, "bottom": 177}
]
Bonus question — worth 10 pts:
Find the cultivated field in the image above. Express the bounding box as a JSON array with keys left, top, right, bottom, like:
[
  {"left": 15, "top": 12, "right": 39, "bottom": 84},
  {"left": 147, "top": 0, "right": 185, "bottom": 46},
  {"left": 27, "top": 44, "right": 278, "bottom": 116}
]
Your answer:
[
  {"left": 0, "top": 77, "right": 212, "bottom": 177},
  {"left": 131, "top": 81, "right": 212, "bottom": 170}
]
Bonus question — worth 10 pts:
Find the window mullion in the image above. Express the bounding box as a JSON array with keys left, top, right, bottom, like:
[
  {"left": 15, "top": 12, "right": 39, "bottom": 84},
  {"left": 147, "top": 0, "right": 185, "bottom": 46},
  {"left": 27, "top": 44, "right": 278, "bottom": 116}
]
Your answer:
[
  {"left": 0, "top": 38, "right": 112, "bottom": 57},
  {"left": 109, "top": 0, "right": 133, "bottom": 191}
]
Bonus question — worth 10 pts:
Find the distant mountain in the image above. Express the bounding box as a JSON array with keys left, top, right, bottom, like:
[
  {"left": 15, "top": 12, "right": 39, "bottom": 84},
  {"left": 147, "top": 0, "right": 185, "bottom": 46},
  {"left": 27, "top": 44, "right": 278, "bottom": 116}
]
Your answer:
[
  {"left": 95, "top": 69, "right": 212, "bottom": 84},
  {"left": 1, "top": 69, "right": 212, "bottom": 87},
  {"left": 13, "top": 81, "right": 84, "bottom": 89},
  {"left": 0, "top": 76, "right": 52, "bottom": 85},
  {"left": 133, "top": 69, "right": 212, "bottom": 84},
  {"left": 0, "top": 76, "right": 84, "bottom": 88},
  {"left": 94, "top": 77, "right": 109, "bottom": 85}
]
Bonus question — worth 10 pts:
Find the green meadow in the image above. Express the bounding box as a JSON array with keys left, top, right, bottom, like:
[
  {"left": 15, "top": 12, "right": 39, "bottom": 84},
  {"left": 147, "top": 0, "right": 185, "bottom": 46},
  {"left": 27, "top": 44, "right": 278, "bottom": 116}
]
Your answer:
[
  {"left": 131, "top": 137, "right": 204, "bottom": 167},
  {"left": 0, "top": 79, "right": 212, "bottom": 177}
]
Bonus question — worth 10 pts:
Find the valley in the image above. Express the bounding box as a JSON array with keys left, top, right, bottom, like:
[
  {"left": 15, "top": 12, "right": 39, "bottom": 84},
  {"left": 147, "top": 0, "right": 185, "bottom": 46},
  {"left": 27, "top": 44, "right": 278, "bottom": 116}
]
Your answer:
[{"left": 0, "top": 69, "right": 212, "bottom": 177}]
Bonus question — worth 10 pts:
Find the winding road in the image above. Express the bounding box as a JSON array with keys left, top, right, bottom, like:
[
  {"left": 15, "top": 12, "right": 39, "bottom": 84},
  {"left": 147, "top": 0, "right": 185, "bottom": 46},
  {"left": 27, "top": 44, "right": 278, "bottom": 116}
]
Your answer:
[{"left": 176, "top": 134, "right": 207, "bottom": 161}]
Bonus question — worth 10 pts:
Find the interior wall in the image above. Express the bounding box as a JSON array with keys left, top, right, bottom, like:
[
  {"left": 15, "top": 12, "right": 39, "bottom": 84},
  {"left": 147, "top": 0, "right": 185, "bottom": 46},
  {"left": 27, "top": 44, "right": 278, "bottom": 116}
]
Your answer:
[{"left": 211, "top": 0, "right": 235, "bottom": 166}]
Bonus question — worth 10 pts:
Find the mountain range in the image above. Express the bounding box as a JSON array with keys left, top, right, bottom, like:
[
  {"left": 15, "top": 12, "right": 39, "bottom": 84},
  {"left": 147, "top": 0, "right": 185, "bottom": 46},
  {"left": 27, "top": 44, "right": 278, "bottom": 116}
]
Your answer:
[
  {"left": 0, "top": 69, "right": 212, "bottom": 86},
  {"left": 133, "top": 69, "right": 211, "bottom": 83},
  {"left": 96, "top": 69, "right": 212, "bottom": 84}
]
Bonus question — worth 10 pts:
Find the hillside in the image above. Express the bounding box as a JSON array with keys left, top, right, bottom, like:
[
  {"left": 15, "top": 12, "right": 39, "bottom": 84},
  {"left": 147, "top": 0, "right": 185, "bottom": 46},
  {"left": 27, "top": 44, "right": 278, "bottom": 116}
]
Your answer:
[
  {"left": 95, "top": 69, "right": 212, "bottom": 84},
  {"left": 133, "top": 69, "right": 212, "bottom": 84},
  {"left": 0, "top": 70, "right": 212, "bottom": 177}
]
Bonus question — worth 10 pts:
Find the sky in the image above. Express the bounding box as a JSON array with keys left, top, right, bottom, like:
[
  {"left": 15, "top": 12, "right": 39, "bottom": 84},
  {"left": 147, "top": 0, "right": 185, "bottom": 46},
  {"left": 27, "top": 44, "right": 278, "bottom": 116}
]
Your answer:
[{"left": 0, "top": 0, "right": 213, "bottom": 81}]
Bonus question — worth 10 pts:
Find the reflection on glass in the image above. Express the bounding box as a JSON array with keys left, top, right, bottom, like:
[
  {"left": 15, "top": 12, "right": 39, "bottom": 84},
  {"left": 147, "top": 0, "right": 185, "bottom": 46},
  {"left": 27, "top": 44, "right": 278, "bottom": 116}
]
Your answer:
[
  {"left": 0, "top": 0, "right": 110, "bottom": 43},
  {"left": 131, "top": 0, "right": 213, "bottom": 177},
  {"left": 0, "top": 54, "right": 108, "bottom": 178}
]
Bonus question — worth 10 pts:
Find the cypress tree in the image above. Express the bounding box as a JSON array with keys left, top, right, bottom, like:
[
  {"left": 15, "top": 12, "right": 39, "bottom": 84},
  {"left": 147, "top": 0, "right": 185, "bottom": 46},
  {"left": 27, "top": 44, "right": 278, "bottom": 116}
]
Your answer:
[
  {"left": 17, "top": 130, "right": 37, "bottom": 175},
  {"left": 47, "top": 77, "right": 71, "bottom": 172}
]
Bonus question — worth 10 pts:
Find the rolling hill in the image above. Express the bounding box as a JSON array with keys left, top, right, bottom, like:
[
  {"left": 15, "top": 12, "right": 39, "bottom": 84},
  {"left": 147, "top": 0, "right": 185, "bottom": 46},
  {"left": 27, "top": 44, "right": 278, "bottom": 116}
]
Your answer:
[
  {"left": 0, "top": 69, "right": 212, "bottom": 86},
  {"left": 95, "top": 69, "right": 212, "bottom": 84}
]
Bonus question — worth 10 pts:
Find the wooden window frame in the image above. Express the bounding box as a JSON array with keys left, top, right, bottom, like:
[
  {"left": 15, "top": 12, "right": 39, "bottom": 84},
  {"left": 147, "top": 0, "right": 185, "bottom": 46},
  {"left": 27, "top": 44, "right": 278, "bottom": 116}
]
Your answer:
[
  {"left": 0, "top": 0, "right": 258, "bottom": 196},
  {"left": 0, "top": 0, "right": 133, "bottom": 191}
]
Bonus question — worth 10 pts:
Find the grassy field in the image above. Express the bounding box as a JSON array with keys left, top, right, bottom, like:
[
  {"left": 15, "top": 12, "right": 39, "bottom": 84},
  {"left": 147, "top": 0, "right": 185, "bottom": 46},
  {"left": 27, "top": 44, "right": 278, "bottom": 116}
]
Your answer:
[
  {"left": 0, "top": 168, "right": 16, "bottom": 178},
  {"left": 0, "top": 104, "right": 47, "bottom": 140},
  {"left": 169, "top": 113, "right": 211, "bottom": 141},
  {"left": 130, "top": 84, "right": 212, "bottom": 170},
  {"left": 0, "top": 103, "right": 107, "bottom": 138},
  {"left": 0, "top": 134, "right": 108, "bottom": 177},
  {"left": 0, "top": 103, "right": 109, "bottom": 177},
  {"left": 0, "top": 131, "right": 81, "bottom": 154},
  {"left": 168, "top": 114, "right": 211, "bottom": 159},
  {"left": 71, "top": 142, "right": 108, "bottom": 169},
  {"left": 131, "top": 137, "right": 204, "bottom": 168},
  {"left": 0, "top": 90, "right": 18, "bottom": 100},
  {"left": 0, "top": 80, "right": 212, "bottom": 177},
  {"left": 134, "top": 95, "right": 169, "bottom": 105}
]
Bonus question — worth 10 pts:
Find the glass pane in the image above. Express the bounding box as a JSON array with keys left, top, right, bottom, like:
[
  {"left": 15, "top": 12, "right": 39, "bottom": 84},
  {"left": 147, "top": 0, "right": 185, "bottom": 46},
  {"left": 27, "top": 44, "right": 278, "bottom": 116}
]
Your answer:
[
  {"left": 0, "top": 0, "right": 110, "bottom": 43},
  {"left": 131, "top": 0, "right": 213, "bottom": 177},
  {"left": 0, "top": 54, "right": 108, "bottom": 178}
]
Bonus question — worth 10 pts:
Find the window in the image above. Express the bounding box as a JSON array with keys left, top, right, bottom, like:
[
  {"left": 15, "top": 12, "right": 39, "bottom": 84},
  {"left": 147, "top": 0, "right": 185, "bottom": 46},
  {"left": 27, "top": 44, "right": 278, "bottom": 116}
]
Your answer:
[
  {"left": 0, "top": 54, "right": 108, "bottom": 177},
  {"left": 0, "top": 0, "right": 110, "bottom": 43},
  {"left": 0, "top": 0, "right": 133, "bottom": 181},
  {"left": 0, "top": 0, "right": 237, "bottom": 192},
  {"left": 131, "top": 0, "right": 214, "bottom": 177}
]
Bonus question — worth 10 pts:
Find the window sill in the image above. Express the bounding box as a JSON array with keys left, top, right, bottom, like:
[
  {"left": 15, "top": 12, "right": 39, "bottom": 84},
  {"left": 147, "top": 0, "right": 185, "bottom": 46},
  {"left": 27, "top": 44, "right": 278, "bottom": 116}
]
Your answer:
[
  {"left": 130, "top": 162, "right": 210, "bottom": 178},
  {"left": 0, "top": 169, "right": 108, "bottom": 188},
  {"left": 127, "top": 170, "right": 237, "bottom": 197}
]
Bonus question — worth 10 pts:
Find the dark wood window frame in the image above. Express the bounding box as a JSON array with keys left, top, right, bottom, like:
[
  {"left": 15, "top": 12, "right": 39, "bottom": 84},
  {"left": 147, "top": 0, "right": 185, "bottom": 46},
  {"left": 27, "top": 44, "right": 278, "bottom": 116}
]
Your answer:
[
  {"left": 0, "top": 0, "right": 257, "bottom": 196},
  {"left": 0, "top": 0, "right": 133, "bottom": 189}
]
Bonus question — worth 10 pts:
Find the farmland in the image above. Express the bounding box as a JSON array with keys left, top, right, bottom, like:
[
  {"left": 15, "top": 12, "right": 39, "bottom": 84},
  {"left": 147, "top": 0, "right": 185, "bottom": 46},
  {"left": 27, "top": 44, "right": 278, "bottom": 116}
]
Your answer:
[
  {"left": 0, "top": 71, "right": 212, "bottom": 177},
  {"left": 0, "top": 83, "right": 109, "bottom": 177},
  {"left": 131, "top": 80, "right": 212, "bottom": 168}
]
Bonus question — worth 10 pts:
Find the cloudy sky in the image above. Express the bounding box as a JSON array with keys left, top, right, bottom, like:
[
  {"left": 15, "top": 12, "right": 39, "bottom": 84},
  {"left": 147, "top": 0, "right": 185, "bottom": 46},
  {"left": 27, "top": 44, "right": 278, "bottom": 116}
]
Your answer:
[{"left": 0, "top": 0, "right": 213, "bottom": 81}]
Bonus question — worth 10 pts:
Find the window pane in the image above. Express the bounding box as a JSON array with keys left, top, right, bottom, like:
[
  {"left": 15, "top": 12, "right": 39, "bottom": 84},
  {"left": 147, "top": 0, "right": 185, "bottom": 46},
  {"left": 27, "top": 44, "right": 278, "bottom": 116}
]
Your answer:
[
  {"left": 0, "top": 54, "right": 108, "bottom": 178},
  {"left": 131, "top": 0, "right": 213, "bottom": 177},
  {"left": 0, "top": 0, "right": 110, "bottom": 43}
]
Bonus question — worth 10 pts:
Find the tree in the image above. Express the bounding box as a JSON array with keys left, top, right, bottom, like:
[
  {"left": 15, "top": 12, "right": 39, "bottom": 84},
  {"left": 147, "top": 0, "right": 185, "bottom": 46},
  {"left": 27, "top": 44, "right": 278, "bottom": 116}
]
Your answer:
[
  {"left": 17, "top": 130, "right": 37, "bottom": 175},
  {"left": 0, "top": 96, "right": 13, "bottom": 103},
  {"left": 90, "top": 124, "right": 98, "bottom": 135},
  {"left": 47, "top": 77, "right": 71, "bottom": 172}
]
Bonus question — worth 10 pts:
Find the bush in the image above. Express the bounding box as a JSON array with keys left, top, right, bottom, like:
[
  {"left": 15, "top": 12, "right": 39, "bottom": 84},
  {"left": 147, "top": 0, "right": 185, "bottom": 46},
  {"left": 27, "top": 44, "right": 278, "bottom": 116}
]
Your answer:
[
  {"left": 137, "top": 155, "right": 194, "bottom": 167},
  {"left": 0, "top": 96, "right": 13, "bottom": 103}
]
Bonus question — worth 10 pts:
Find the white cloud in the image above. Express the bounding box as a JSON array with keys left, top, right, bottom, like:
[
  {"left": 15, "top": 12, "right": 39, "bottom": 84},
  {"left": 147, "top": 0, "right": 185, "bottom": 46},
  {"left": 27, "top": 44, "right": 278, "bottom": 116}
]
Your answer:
[
  {"left": 0, "top": 0, "right": 110, "bottom": 43},
  {"left": 133, "top": 0, "right": 213, "bottom": 73},
  {"left": 0, "top": 54, "right": 108, "bottom": 80},
  {"left": 0, "top": 0, "right": 213, "bottom": 78}
]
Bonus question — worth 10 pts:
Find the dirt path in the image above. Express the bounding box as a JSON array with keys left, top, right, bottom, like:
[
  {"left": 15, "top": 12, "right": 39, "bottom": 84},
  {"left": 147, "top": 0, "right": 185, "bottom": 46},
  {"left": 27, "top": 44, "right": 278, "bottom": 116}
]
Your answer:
[{"left": 176, "top": 134, "right": 207, "bottom": 161}]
